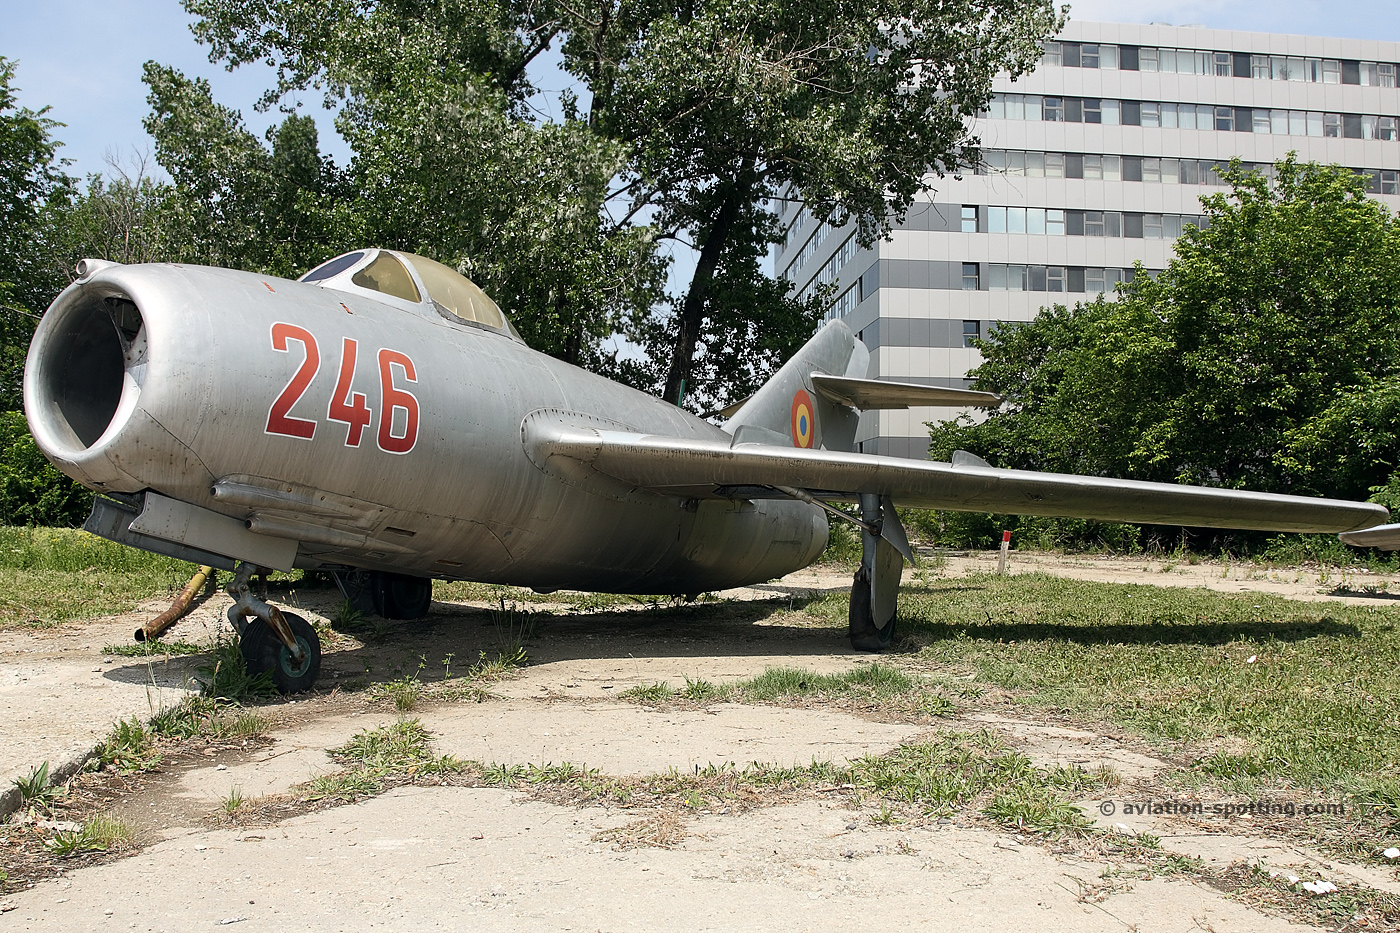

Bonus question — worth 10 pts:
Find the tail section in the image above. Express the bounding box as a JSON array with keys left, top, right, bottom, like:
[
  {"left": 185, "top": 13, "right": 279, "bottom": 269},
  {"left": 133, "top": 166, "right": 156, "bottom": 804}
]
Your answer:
[{"left": 723, "top": 320, "right": 869, "bottom": 452}]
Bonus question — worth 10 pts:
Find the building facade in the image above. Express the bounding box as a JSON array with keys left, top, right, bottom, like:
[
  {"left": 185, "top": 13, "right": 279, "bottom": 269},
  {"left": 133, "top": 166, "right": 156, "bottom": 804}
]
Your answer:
[{"left": 775, "top": 21, "right": 1400, "bottom": 459}]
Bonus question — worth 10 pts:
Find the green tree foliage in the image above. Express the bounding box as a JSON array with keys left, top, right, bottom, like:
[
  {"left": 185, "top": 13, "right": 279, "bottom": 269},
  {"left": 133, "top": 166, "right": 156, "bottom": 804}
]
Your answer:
[
  {"left": 931, "top": 158, "right": 1400, "bottom": 505},
  {"left": 177, "top": 0, "right": 1062, "bottom": 407},
  {"left": 143, "top": 63, "right": 345, "bottom": 277},
  {"left": 0, "top": 58, "right": 75, "bottom": 410}
]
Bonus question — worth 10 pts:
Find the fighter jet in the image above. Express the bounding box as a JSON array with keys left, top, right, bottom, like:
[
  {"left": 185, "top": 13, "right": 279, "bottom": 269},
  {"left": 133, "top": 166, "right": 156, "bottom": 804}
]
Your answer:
[{"left": 23, "top": 249, "right": 1389, "bottom": 691}]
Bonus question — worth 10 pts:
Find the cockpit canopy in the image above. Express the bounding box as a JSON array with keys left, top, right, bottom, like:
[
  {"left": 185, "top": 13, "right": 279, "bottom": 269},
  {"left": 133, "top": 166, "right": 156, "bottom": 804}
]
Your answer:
[{"left": 300, "top": 249, "right": 522, "bottom": 341}]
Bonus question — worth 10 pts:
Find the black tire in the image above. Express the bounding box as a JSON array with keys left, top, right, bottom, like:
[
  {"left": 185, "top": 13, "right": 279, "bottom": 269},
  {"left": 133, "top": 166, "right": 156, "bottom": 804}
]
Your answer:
[
  {"left": 377, "top": 573, "right": 433, "bottom": 620},
  {"left": 848, "top": 569, "right": 897, "bottom": 652},
  {"left": 241, "top": 612, "right": 322, "bottom": 694}
]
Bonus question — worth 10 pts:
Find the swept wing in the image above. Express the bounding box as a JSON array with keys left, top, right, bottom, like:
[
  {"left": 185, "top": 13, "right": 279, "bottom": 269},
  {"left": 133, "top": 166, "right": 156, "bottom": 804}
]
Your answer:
[{"left": 524, "top": 422, "right": 1387, "bottom": 534}]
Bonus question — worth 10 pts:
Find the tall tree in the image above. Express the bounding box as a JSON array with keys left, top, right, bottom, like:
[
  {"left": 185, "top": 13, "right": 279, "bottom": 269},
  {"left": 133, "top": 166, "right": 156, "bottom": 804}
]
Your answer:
[
  {"left": 0, "top": 58, "right": 74, "bottom": 411},
  {"left": 176, "top": 0, "right": 1061, "bottom": 405},
  {"left": 562, "top": 0, "right": 1063, "bottom": 403},
  {"left": 143, "top": 63, "right": 346, "bottom": 277},
  {"left": 930, "top": 158, "right": 1400, "bottom": 501}
]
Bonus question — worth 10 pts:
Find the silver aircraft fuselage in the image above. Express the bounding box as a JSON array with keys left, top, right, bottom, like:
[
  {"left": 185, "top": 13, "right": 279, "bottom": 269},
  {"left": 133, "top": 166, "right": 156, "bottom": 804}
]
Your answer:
[{"left": 24, "top": 261, "right": 827, "bottom": 592}]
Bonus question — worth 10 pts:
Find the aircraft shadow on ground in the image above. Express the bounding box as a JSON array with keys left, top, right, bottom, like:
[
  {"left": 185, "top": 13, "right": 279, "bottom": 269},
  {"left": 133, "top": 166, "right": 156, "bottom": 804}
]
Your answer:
[
  {"left": 99, "top": 593, "right": 857, "bottom": 695},
  {"left": 905, "top": 617, "right": 1362, "bottom": 647}
]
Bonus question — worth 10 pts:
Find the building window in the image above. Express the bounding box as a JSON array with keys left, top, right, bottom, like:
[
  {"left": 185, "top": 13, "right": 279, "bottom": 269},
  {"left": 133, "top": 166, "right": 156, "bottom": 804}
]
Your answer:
[
  {"left": 962, "top": 263, "right": 979, "bottom": 290},
  {"left": 1084, "top": 99, "right": 1103, "bottom": 124},
  {"left": 963, "top": 321, "right": 981, "bottom": 347},
  {"left": 1384, "top": 171, "right": 1399, "bottom": 195},
  {"left": 961, "top": 205, "right": 978, "bottom": 232},
  {"left": 1252, "top": 54, "right": 1270, "bottom": 79},
  {"left": 1084, "top": 212, "right": 1105, "bottom": 237},
  {"left": 1380, "top": 117, "right": 1399, "bottom": 141},
  {"left": 1047, "top": 266, "right": 1065, "bottom": 292},
  {"left": 1081, "top": 44, "right": 1099, "bottom": 68},
  {"left": 1042, "top": 97, "right": 1063, "bottom": 122},
  {"left": 1044, "top": 152, "right": 1065, "bottom": 177},
  {"left": 1214, "top": 52, "right": 1233, "bottom": 77},
  {"left": 1041, "top": 41, "right": 1062, "bottom": 66},
  {"left": 1324, "top": 113, "right": 1342, "bottom": 138},
  {"left": 1254, "top": 110, "right": 1272, "bottom": 134},
  {"left": 1214, "top": 106, "right": 1234, "bottom": 131},
  {"left": 1046, "top": 210, "right": 1066, "bottom": 236}
]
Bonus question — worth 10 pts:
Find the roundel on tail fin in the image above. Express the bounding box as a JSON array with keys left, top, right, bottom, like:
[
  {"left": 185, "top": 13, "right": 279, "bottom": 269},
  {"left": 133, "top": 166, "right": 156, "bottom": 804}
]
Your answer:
[{"left": 791, "top": 389, "right": 815, "bottom": 448}]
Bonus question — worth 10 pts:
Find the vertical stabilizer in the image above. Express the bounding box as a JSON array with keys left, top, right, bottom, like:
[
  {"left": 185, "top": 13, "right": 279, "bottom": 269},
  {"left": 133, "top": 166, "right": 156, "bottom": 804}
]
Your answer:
[{"left": 723, "top": 320, "right": 869, "bottom": 452}]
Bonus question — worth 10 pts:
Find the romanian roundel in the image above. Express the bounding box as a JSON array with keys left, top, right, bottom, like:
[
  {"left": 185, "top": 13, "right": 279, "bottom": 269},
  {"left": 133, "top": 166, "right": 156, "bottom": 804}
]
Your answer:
[{"left": 791, "top": 389, "right": 815, "bottom": 448}]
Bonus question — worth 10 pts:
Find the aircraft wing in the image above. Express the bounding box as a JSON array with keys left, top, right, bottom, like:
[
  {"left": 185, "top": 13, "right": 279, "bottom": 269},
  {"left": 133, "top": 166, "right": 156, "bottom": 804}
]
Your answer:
[{"left": 525, "top": 422, "right": 1388, "bottom": 533}]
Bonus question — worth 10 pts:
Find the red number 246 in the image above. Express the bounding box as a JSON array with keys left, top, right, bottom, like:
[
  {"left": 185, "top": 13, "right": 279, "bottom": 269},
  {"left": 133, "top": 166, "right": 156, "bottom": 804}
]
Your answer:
[{"left": 266, "top": 324, "right": 420, "bottom": 454}]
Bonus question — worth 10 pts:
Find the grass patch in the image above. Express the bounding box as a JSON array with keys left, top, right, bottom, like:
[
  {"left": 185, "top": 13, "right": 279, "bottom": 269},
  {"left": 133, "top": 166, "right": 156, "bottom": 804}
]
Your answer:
[
  {"left": 373, "top": 671, "right": 424, "bottom": 711},
  {"left": 43, "top": 812, "right": 132, "bottom": 857},
  {"left": 147, "top": 696, "right": 266, "bottom": 741},
  {"left": 0, "top": 526, "right": 196, "bottom": 628},
  {"left": 737, "top": 663, "right": 915, "bottom": 702},
  {"left": 468, "top": 730, "right": 1110, "bottom": 839},
  {"left": 899, "top": 573, "right": 1400, "bottom": 798},
  {"left": 101, "top": 639, "right": 207, "bottom": 657},
  {"left": 303, "top": 720, "right": 464, "bottom": 802},
  {"left": 620, "top": 682, "right": 678, "bottom": 703},
  {"left": 1221, "top": 861, "right": 1400, "bottom": 930}
]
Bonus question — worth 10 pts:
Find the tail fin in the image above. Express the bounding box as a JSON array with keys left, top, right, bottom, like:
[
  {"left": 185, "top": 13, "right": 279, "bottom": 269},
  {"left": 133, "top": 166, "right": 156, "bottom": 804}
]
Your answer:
[{"left": 723, "top": 320, "right": 869, "bottom": 452}]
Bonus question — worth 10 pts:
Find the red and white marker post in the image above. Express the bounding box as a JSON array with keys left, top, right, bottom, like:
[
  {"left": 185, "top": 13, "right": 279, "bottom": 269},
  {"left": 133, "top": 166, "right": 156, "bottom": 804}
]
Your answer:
[{"left": 997, "top": 530, "right": 1011, "bottom": 575}]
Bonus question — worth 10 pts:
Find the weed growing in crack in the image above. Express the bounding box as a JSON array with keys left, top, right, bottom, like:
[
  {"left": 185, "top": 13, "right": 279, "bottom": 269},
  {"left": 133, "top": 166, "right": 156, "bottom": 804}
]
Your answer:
[
  {"left": 620, "top": 682, "right": 677, "bottom": 703},
  {"left": 44, "top": 813, "right": 132, "bottom": 857},
  {"left": 11, "top": 761, "right": 56, "bottom": 811},
  {"left": 92, "top": 718, "right": 160, "bottom": 773},
  {"left": 491, "top": 598, "right": 536, "bottom": 662}
]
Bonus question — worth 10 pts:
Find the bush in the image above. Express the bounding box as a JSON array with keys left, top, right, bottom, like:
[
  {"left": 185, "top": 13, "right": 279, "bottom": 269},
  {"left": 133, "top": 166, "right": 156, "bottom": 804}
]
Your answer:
[{"left": 0, "top": 410, "right": 91, "bottom": 526}]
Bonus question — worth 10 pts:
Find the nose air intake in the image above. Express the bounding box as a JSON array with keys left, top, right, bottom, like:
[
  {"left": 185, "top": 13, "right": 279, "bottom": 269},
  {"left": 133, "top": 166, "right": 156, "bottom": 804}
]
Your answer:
[{"left": 28, "top": 289, "right": 145, "bottom": 455}]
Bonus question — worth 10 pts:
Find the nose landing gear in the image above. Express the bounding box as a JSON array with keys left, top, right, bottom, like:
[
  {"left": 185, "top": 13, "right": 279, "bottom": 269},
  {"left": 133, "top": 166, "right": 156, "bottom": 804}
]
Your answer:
[{"left": 227, "top": 561, "right": 322, "bottom": 694}]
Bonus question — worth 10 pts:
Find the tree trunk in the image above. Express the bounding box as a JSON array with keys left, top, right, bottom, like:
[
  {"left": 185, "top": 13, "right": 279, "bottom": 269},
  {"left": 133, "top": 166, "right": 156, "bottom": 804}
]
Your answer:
[{"left": 662, "top": 180, "right": 747, "bottom": 405}]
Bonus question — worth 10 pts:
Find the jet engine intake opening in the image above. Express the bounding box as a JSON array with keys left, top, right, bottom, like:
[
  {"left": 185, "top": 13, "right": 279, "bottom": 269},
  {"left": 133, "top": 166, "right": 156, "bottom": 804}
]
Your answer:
[{"left": 33, "top": 291, "right": 144, "bottom": 451}]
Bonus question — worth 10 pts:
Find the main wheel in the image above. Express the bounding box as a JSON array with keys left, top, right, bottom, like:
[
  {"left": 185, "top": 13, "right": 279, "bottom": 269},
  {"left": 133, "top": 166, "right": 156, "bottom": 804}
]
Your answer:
[
  {"left": 241, "top": 612, "right": 322, "bottom": 694},
  {"left": 376, "top": 573, "right": 433, "bottom": 620},
  {"left": 848, "top": 569, "right": 897, "bottom": 652}
]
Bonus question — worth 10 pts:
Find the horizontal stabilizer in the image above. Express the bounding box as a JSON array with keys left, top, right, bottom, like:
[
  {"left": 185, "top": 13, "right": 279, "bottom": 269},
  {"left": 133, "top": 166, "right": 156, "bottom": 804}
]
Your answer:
[
  {"left": 811, "top": 374, "right": 1001, "bottom": 410},
  {"left": 522, "top": 421, "right": 1389, "bottom": 534},
  {"left": 1340, "top": 522, "right": 1400, "bottom": 550}
]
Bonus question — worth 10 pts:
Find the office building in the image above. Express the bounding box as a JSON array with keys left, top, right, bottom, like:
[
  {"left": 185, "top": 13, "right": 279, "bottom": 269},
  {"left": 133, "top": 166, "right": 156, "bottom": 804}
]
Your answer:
[{"left": 775, "top": 21, "right": 1400, "bottom": 458}]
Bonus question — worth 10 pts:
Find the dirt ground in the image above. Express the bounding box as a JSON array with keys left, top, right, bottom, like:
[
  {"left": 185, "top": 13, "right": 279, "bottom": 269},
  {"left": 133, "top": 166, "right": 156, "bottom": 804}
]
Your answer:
[{"left": 3, "top": 551, "right": 1398, "bottom": 931}]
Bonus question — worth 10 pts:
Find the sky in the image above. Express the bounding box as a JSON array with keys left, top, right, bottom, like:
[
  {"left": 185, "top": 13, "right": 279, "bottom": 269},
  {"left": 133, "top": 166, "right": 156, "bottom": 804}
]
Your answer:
[{"left": 6, "top": 0, "right": 1400, "bottom": 183}]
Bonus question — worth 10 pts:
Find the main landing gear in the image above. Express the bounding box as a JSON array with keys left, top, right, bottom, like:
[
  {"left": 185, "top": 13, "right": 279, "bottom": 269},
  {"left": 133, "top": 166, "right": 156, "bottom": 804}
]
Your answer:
[
  {"left": 329, "top": 569, "right": 433, "bottom": 620},
  {"left": 847, "top": 494, "right": 913, "bottom": 652},
  {"left": 227, "top": 561, "right": 322, "bottom": 694}
]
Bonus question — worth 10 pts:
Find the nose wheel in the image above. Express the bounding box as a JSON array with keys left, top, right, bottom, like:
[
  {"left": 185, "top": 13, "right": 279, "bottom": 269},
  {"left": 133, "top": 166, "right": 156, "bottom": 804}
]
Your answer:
[
  {"left": 227, "top": 562, "right": 322, "bottom": 694},
  {"left": 240, "top": 612, "right": 321, "bottom": 694}
]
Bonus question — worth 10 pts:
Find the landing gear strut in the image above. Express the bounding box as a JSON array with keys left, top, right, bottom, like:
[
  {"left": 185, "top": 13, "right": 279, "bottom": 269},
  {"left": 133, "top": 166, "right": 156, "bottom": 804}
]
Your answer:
[
  {"left": 848, "top": 494, "right": 911, "bottom": 652},
  {"left": 227, "top": 562, "right": 322, "bottom": 693}
]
